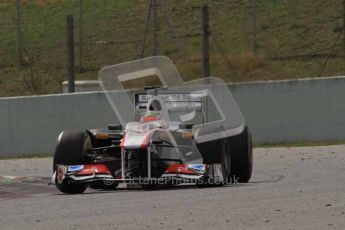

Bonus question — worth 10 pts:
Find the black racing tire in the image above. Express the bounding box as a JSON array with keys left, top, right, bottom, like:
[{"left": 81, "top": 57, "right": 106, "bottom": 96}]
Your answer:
[
  {"left": 53, "top": 131, "right": 90, "bottom": 194},
  {"left": 228, "top": 126, "right": 253, "bottom": 183},
  {"left": 197, "top": 139, "right": 222, "bottom": 164},
  {"left": 220, "top": 139, "right": 231, "bottom": 183},
  {"left": 197, "top": 139, "right": 231, "bottom": 187},
  {"left": 89, "top": 180, "right": 119, "bottom": 190}
]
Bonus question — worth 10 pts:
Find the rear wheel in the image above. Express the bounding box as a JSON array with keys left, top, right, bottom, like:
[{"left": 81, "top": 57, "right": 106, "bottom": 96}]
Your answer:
[
  {"left": 229, "top": 127, "right": 253, "bottom": 183},
  {"left": 220, "top": 140, "right": 231, "bottom": 183},
  {"left": 197, "top": 139, "right": 231, "bottom": 187},
  {"left": 53, "top": 131, "right": 90, "bottom": 194}
]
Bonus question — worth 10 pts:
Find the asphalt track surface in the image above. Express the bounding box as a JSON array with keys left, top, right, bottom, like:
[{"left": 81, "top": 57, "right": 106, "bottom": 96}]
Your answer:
[{"left": 0, "top": 145, "right": 344, "bottom": 230}]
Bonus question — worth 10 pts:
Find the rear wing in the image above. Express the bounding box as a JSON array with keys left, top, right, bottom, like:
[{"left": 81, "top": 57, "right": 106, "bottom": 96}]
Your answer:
[
  {"left": 99, "top": 56, "right": 245, "bottom": 143},
  {"left": 134, "top": 92, "right": 207, "bottom": 124}
]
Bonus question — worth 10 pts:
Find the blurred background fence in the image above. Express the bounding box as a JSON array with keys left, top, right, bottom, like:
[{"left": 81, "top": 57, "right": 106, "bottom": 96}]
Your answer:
[{"left": 0, "top": 0, "right": 344, "bottom": 96}]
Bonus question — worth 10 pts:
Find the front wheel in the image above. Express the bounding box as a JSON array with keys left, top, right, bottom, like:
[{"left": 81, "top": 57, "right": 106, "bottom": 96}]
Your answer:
[{"left": 53, "top": 131, "right": 90, "bottom": 194}]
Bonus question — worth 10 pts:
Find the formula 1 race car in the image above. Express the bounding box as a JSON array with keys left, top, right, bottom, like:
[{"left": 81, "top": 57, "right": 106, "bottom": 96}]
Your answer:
[{"left": 52, "top": 56, "right": 252, "bottom": 194}]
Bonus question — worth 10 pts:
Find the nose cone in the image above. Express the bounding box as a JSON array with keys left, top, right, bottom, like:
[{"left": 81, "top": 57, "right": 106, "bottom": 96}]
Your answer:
[{"left": 121, "top": 131, "right": 151, "bottom": 149}]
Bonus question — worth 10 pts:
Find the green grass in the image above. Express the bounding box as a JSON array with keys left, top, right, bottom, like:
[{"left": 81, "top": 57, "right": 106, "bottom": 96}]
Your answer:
[
  {"left": 0, "top": 154, "right": 50, "bottom": 160},
  {"left": 0, "top": 0, "right": 344, "bottom": 96},
  {"left": 255, "top": 141, "right": 345, "bottom": 148}
]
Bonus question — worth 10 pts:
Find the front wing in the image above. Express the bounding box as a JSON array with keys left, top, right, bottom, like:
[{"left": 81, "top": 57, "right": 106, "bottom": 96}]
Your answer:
[{"left": 52, "top": 163, "right": 224, "bottom": 186}]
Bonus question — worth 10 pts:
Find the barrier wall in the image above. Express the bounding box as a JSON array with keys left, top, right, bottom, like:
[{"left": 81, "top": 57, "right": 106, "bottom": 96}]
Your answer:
[
  {"left": 0, "top": 93, "right": 117, "bottom": 157},
  {"left": 230, "top": 76, "right": 345, "bottom": 144},
  {"left": 1, "top": 76, "right": 344, "bottom": 157}
]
